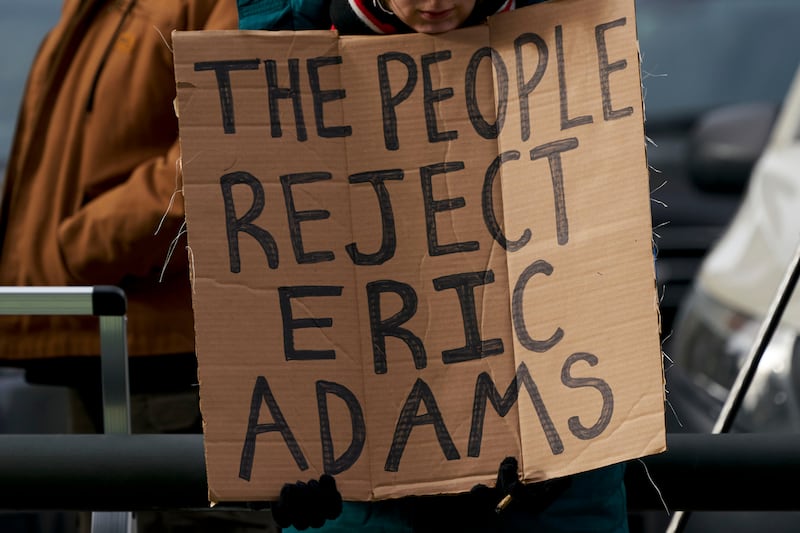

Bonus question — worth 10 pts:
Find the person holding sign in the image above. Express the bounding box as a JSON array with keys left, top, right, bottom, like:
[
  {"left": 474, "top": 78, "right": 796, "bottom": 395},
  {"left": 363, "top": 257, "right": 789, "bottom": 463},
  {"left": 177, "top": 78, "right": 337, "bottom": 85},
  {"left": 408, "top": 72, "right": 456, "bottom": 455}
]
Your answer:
[{"left": 236, "top": 0, "right": 631, "bottom": 531}]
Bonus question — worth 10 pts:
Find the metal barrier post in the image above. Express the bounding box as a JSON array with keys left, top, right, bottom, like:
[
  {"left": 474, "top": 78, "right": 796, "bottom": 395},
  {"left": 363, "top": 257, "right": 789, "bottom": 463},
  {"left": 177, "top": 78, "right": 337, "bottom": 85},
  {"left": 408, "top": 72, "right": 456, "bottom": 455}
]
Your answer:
[{"left": 0, "top": 286, "right": 133, "bottom": 533}]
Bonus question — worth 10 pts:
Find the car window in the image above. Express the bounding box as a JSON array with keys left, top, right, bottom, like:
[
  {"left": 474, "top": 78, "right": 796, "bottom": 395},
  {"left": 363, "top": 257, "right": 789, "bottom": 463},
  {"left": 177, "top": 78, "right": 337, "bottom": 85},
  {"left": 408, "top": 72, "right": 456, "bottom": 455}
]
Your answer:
[
  {"left": 636, "top": 0, "right": 800, "bottom": 123},
  {"left": 0, "top": 1, "right": 61, "bottom": 178}
]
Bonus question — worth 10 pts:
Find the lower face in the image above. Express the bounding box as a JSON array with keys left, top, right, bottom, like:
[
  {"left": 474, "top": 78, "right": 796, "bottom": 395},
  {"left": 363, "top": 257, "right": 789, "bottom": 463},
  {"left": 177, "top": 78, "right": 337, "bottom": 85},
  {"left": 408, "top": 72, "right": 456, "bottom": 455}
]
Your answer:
[{"left": 388, "top": 0, "right": 478, "bottom": 33}]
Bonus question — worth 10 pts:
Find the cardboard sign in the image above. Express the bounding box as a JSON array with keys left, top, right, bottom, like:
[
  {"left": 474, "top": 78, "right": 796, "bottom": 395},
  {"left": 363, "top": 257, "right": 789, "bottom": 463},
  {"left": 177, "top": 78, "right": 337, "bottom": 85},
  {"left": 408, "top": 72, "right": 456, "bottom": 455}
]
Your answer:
[{"left": 173, "top": 0, "right": 665, "bottom": 503}]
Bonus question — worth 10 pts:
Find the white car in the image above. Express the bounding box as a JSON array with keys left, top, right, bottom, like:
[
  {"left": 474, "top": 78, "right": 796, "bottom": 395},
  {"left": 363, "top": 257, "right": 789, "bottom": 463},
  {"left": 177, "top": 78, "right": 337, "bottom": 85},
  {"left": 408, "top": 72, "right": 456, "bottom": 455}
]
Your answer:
[
  {"left": 670, "top": 64, "right": 800, "bottom": 432},
  {"left": 666, "top": 64, "right": 800, "bottom": 530}
]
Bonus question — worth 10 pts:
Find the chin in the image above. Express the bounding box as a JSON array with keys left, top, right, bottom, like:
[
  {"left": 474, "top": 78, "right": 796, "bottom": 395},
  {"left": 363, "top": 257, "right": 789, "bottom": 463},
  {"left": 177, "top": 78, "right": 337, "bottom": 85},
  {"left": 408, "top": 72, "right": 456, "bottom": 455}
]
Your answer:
[{"left": 414, "top": 20, "right": 460, "bottom": 33}]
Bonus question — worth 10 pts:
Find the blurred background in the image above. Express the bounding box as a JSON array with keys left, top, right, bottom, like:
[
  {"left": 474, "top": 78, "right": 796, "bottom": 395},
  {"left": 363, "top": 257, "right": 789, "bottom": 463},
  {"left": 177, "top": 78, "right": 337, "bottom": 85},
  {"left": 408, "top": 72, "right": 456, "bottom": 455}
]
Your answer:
[
  {"left": 0, "top": 1, "right": 61, "bottom": 181},
  {"left": 635, "top": 0, "right": 800, "bottom": 531},
  {"left": 0, "top": 3, "right": 75, "bottom": 531},
  {"left": 637, "top": 0, "right": 800, "bottom": 340}
]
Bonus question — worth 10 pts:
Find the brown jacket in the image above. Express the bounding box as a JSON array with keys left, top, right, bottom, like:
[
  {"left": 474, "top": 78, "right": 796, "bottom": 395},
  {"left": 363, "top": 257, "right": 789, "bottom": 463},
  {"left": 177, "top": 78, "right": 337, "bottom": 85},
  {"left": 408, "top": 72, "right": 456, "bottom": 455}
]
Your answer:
[{"left": 0, "top": 0, "right": 237, "bottom": 360}]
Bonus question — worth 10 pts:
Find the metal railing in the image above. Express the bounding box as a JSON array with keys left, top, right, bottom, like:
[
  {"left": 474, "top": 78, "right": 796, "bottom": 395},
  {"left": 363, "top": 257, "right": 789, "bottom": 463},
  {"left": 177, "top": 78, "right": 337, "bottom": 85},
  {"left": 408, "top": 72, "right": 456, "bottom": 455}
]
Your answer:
[
  {"left": 0, "top": 286, "right": 133, "bottom": 533},
  {"left": 2, "top": 287, "right": 800, "bottom": 528},
  {"left": 0, "top": 432, "right": 795, "bottom": 512}
]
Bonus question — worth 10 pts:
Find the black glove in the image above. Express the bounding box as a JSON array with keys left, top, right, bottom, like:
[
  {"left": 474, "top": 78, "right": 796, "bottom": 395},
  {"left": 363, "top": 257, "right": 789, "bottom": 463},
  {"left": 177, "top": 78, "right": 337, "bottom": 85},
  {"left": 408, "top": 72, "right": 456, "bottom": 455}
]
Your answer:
[
  {"left": 470, "top": 456, "right": 572, "bottom": 515},
  {"left": 411, "top": 457, "right": 571, "bottom": 532},
  {"left": 271, "top": 474, "right": 343, "bottom": 530}
]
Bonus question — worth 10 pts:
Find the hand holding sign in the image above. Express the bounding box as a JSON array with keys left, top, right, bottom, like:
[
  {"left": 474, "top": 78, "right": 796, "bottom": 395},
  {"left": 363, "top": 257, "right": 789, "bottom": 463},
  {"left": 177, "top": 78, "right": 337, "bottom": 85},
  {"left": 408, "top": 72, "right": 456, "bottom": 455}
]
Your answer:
[
  {"left": 470, "top": 457, "right": 571, "bottom": 516},
  {"left": 272, "top": 474, "right": 343, "bottom": 530}
]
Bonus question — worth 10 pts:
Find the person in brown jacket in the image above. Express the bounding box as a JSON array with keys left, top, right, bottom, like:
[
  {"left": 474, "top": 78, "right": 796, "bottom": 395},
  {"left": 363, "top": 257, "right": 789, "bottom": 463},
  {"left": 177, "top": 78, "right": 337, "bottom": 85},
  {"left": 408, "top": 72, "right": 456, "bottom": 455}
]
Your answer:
[{"left": 0, "top": 0, "right": 277, "bottom": 531}]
